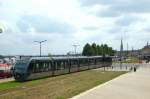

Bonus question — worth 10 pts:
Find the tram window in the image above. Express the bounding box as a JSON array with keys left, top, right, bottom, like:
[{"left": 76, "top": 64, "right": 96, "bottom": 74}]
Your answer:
[
  {"left": 56, "top": 61, "right": 62, "bottom": 70},
  {"left": 59, "top": 61, "right": 63, "bottom": 70},
  {"left": 28, "top": 63, "right": 35, "bottom": 73},
  {"left": 53, "top": 62, "right": 57, "bottom": 70},
  {"left": 89, "top": 59, "right": 95, "bottom": 65},
  {"left": 97, "top": 58, "right": 102, "bottom": 63},
  {"left": 71, "top": 60, "right": 78, "bottom": 67},
  {"left": 55, "top": 61, "right": 65, "bottom": 70},
  {"left": 55, "top": 62, "right": 57, "bottom": 70},
  {"left": 80, "top": 59, "right": 88, "bottom": 66},
  {"left": 57, "top": 61, "right": 60, "bottom": 70},
  {"left": 35, "top": 63, "right": 40, "bottom": 73},
  {"left": 43, "top": 63, "right": 46, "bottom": 71},
  {"left": 45, "top": 63, "right": 48, "bottom": 71},
  {"left": 64, "top": 61, "right": 68, "bottom": 69},
  {"left": 40, "top": 62, "right": 48, "bottom": 72},
  {"left": 53, "top": 62, "right": 56, "bottom": 70},
  {"left": 31, "top": 62, "right": 49, "bottom": 73},
  {"left": 42, "top": 63, "right": 45, "bottom": 72},
  {"left": 64, "top": 61, "right": 67, "bottom": 69},
  {"left": 48, "top": 62, "right": 52, "bottom": 70},
  {"left": 42, "top": 62, "right": 46, "bottom": 72},
  {"left": 60, "top": 61, "right": 64, "bottom": 70},
  {"left": 38, "top": 62, "right": 42, "bottom": 72},
  {"left": 44, "top": 63, "right": 49, "bottom": 72},
  {"left": 61, "top": 61, "right": 65, "bottom": 69}
]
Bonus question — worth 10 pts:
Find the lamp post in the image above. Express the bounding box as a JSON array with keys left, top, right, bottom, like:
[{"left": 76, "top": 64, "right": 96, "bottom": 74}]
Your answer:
[
  {"left": 120, "top": 39, "right": 123, "bottom": 70},
  {"left": 34, "top": 40, "right": 47, "bottom": 57},
  {"left": 72, "top": 44, "right": 80, "bottom": 56}
]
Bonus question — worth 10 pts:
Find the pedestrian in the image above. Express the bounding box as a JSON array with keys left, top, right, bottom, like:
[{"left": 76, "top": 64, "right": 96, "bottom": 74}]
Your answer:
[
  {"left": 134, "top": 67, "right": 136, "bottom": 72},
  {"left": 130, "top": 67, "right": 133, "bottom": 72}
]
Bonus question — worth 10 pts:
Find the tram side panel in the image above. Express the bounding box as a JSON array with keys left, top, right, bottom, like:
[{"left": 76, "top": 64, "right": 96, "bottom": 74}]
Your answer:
[
  {"left": 53, "top": 60, "right": 70, "bottom": 76},
  {"left": 96, "top": 57, "right": 104, "bottom": 68},
  {"left": 69, "top": 59, "right": 78, "bottom": 73},
  {"left": 27, "top": 60, "right": 53, "bottom": 80},
  {"left": 88, "top": 58, "right": 95, "bottom": 69},
  {"left": 79, "top": 58, "right": 89, "bottom": 71},
  {"left": 103, "top": 57, "right": 112, "bottom": 68}
]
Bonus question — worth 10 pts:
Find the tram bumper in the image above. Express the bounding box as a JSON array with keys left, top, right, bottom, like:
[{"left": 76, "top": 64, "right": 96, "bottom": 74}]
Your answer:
[{"left": 13, "top": 70, "right": 27, "bottom": 81}]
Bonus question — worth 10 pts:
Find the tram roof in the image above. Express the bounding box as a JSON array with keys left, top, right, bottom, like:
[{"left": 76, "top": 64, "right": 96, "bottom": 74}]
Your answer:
[{"left": 29, "top": 56, "right": 103, "bottom": 61}]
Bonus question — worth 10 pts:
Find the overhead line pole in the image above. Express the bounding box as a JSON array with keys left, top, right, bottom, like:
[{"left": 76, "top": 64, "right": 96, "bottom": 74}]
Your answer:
[
  {"left": 34, "top": 40, "right": 47, "bottom": 57},
  {"left": 120, "top": 38, "right": 123, "bottom": 70},
  {"left": 72, "top": 44, "right": 80, "bottom": 56}
]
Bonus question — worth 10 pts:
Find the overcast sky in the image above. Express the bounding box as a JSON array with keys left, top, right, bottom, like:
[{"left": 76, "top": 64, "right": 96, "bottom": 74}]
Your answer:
[{"left": 0, "top": 0, "right": 150, "bottom": 55}]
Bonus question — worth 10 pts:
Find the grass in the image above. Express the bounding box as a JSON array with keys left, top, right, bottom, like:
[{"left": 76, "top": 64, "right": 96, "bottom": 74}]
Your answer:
[
  {"left": 124, "top": 57, "right": 140, "bottom": 63},
  {"left": 113, "top": 57, "right": 140, "bottom": 64},
  {"left": 0, "top": 79, "right": 41, "bottom": 90},
  {"left": 0, "top": 70, "right": 127, "bottom": 99}
]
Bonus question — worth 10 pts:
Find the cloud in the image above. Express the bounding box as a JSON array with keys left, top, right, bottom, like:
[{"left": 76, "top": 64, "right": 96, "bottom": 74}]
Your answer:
[
  {"left": 80, "top": 0, "right": 150, "bottom": 17},
  {"left": 110, "top": 0, "right": 150, "bottom": 13},
  {"left": 1, "top": 0, "right": 150, "bottom": 55},
  {"left": 96, "top": 10, "right": 120, "bottom": 17},
  {"left": 17, "top": 15, "right": 76, "bottom": 33},
  {"left": 0, "top": 2, "right": 2, "bottom": 6},
  {"left": 80, "top": 0, "right": 117, "bottom": 6},
  {"left": 106, "top": 26, "right": 122, "bottom": 34},
  {"left": 83, "top": 26, "right": 99, "bottom": 30},
  {"left": 144, "top": 26, "right": 150, "bottom": 32},
  {"left": 115, "top": 15, "right": 141, "bottom": 27},
  {"left": 0, "top": 20, "right": 15, "bottom": 33}
]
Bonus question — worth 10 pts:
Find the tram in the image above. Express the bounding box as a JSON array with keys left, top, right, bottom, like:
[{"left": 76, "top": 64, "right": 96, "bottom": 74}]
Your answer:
[{"left": 13, "top": 56, "right": 112, "bottom": 81}]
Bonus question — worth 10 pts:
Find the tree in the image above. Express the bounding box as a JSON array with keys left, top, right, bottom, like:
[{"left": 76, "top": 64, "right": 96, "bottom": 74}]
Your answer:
[
  {"left": 108, "top": 47, "right": 115, "bottom": 56},
  {"left": 82, "top": 43, "right": 94, "bottom": 56},
  {"left": 91, "top": 43, "right": 98, "bottom": 55},
  {"left": 82, "top": 43, "right": 115, "bottom": 56},
  {"left": 48, "top": 53, "right": 52, "bottom": 57},
  {"left": 97, "top": 45, "right": 102, "bottom": 55},
  {"left": 101, "top": 44, "right": 104, "bottom": 56},
  {"left": 103, "top": 44, "right": 108, "bottom": 55},
  {"left": 0, "top": 28, "right": 3, "bottom": 33}
]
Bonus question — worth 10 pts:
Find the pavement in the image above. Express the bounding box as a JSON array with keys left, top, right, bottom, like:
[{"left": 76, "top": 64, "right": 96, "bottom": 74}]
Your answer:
[
  {"left": 0, "top": 77, "right": 14, "bottom": 83},
  {"left": 71, "top": 63, "right": 150, "bottom": 99}
]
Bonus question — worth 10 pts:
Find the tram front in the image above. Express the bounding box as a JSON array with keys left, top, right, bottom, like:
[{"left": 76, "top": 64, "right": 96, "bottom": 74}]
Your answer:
[{"left": 13, "top": 59, "right": 30, "bottom": 81}]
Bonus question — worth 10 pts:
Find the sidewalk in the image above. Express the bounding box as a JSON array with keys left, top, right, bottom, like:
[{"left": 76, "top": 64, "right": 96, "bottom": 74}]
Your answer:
[
  {"left": 71, "top": 64, "right": 150, "bottom": 99},
  {"left": 0, "top": 77, "right": 14, "bottom": 83}
]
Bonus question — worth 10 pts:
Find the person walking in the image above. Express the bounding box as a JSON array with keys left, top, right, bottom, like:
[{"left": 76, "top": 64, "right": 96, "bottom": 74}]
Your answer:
[{"left": 134, "top": 67, "right": 136, "bottom": 72}]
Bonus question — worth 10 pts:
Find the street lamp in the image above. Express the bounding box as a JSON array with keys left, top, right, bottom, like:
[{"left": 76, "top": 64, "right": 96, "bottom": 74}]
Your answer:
[
  {"left": 72, "top": 44, "right": 80, "bottom": 56},
  {"left": 34, "top": 40, "right": 47, "bottom": 57}
]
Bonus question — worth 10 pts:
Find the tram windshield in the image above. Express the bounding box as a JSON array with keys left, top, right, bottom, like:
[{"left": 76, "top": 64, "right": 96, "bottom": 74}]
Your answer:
[{"left": 15, "top": 60, "right": 29, "bottom": 69}]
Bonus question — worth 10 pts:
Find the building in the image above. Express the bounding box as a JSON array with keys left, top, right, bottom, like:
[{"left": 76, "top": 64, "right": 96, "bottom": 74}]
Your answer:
[
  {"left": 141, "top": 43, "right": 150, "bottom": 60},
  {"left": 115, "top": 39, "right": 140, "bottom": 58},
  {"left": 115, "top": 42, "right": 150, "bottom": 60},
  {"left": 0, "top": 55, "right": 4, "bottom": 63},
  {"left": 115, "top": 50, "right": 140, "bottom": 57}
]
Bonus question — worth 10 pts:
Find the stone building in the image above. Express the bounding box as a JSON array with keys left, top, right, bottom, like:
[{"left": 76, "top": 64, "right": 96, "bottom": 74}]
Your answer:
[{"left": 141, "top": 43, "right": 150, "bottom": 59}]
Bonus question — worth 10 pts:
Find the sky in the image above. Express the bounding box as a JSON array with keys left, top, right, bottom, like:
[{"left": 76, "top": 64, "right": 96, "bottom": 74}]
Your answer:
[{"left": 0, "top": 0, "right": 150, "bottom": 55}]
